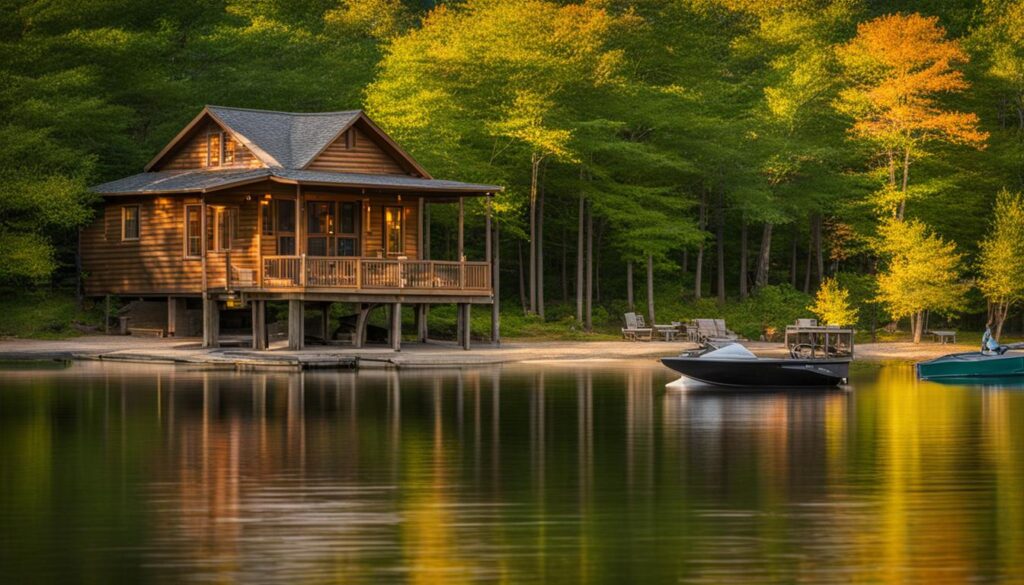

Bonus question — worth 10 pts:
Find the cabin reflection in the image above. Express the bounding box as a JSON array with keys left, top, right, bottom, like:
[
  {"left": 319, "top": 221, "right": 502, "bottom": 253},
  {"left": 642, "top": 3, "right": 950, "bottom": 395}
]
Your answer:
[{"left": 3, "top": 361, "right": 1020, "bottom": 583}]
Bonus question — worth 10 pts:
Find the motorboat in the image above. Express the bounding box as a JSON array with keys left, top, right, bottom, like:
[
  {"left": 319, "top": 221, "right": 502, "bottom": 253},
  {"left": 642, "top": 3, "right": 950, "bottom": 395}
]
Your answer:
[
  {"left": 916, "top": 349, "right": 1024, "bottom": 381},
  {"left": 917, "top": 328, "right": 1024, "bottom": 381},
  {"left": 661, "top": 343, "right": 850, "bottom": 387}
]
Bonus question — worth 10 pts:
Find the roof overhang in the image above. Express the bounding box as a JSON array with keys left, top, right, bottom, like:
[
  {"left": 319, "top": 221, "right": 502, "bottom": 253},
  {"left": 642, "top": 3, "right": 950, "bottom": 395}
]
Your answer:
[{"left": 91, "top": 169, "right": 503, "bottom": 198}]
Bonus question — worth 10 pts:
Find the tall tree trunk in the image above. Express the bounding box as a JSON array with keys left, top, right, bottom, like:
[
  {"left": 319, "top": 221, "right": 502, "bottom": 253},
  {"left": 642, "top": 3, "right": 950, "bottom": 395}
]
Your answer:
[
  {"left": 715, "top": 191, "right": 726, "bottom": 304},
  {"left": 561, "top": 228, "right": 568, "bottom": 302},
  {"left": 646, "top": 253, "right": 655, "bottom": 326},
  {"left": 755, "top": 222, "right": 773, "bottom": 289},
  {"left": 537, "top": 165, "right": 545, "bottom": 320},
  {"left": 595, "top": 223, "right": 602, "bottom": 303},
  {"left": 995, "top": 301, "right": 1009, "bottom": 341},
  {"left": 790, "top": 223, "right": 798, "bottom": 288},
  {"left": 913, "top": 310, "right": 925, "bottom": 343},
  {"left": 897, "top": 147, "right": 911, "bottom": 219},
  {"left": 803, "top": 216, "right": 813, "bottom": 293},
  {"left": 626, "top": 260, "right": 634, "bottom": 312},
  {"left": 576, "top": 192, "right": 585, "bottom": 323},
  {"left": 585, "top": 200, "right": 593, "bottom": 332},
  {"left": 739, "top": 221, "right": 748, "bottom": 299},
  {"left": 528, "top": 152, "right": 541, "bottom": 313},
  {"left": 518, "top": 240, "right": 527, "bottom": 315},
  {"left": 694, "top": 193, "right": 706, "bottom": 299},
  {"left": 814, "top": 213, "right": 824, "bottom": 284}
]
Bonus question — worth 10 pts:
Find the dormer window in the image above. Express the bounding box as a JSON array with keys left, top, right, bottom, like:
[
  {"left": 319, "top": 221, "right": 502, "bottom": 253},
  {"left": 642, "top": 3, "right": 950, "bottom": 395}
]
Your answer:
[{"left": 206, "top": 132, "right": 222, "bottom": 167}]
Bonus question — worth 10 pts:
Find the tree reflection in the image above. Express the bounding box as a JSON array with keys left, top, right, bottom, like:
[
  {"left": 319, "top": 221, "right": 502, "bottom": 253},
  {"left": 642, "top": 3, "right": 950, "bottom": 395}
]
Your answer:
[{"left": 0, "top": 362, "right": 1020, "bottom": 583}]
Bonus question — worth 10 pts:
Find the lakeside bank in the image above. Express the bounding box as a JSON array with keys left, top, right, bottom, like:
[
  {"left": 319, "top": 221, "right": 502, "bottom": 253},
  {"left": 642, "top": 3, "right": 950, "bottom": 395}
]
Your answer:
[{"left": 0, "top": 336, "right": 979, "bottom": 370}]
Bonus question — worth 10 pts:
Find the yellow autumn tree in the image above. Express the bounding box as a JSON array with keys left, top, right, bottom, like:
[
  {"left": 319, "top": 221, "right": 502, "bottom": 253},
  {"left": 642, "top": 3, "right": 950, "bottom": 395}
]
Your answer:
[
  {"left": 808, "top": 277, "right": 859, "bottom": 326},
  {"left": 875, "top": 218, "right": 968, "bottom": 343},
  {"left": 978, "top": 190, "right": 1024, "bottom": 339},
  {"left": 836, "top": 13, "right": 988, "bottom": 218}
]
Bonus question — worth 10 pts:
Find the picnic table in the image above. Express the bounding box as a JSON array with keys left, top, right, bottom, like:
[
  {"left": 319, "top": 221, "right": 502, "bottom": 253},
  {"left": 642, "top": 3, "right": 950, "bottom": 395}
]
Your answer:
[
  {"left": 654, "top": 324, "right": 677, "bottom": 342},
  {"left": 928, "top": 329, "right": 957, "bottom": 344}
]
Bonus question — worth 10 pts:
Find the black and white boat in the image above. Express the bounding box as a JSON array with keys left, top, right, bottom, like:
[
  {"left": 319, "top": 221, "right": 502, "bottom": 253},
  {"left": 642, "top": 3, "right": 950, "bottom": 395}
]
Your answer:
[{"left": 661, "top": 343, "right": 850, "bottom": 387}]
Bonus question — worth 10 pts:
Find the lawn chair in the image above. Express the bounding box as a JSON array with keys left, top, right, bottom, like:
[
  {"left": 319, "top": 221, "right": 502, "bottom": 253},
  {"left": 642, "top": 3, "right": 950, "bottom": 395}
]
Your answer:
[
  {"left": 713, "top": 319, "right": 740, "bottom": 340},
  {"left": 622, "top": 312, "right": 653, "bottom": 341}
]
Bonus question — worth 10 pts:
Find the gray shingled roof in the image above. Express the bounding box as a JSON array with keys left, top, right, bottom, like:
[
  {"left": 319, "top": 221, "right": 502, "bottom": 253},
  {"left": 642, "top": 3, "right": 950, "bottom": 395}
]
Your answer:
[
  {"left": 208, "top": 106, "right": 360, "bottom": 169},
  {"left": 92, "top": 169, "right": 502, "bottom": 195}
]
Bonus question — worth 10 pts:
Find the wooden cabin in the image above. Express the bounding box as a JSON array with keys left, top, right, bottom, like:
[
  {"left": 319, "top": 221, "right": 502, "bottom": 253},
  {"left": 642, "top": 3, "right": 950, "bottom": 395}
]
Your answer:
[{"left": 84, "top": 106, "right": 502, "bottom": 350}]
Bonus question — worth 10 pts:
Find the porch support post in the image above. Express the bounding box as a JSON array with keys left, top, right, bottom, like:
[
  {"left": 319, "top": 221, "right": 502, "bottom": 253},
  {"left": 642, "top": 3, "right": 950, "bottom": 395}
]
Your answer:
[
  {"left": 417, "top": 303, "right": 428, "bottom": 342},
  {"left": 288, "top": 299, "right": 304, "bottom": 350},
  {"left": 457, "top": 197, "right": 465, "bottom": 260},
  {"left": 354, "top": 303, "right": 370, "bottom": 349},
  {"left": 202, "top": 296, "right": 219, "bottom": 348},
  {"left": 295, "top": 185, "right": 303, "bottom": 256},
  {"left": 391, "top": 302, "right": 402, "bottom": 351},
  {"left": 417, "top": 197, "right": 425, "bottom": 257},
  {"left": 491, "top": 219, "right": 501, "bottom": 345},
  {"left": 485, "top": 194, "right": 492, "bottom": 263},
  {"left": 252, "top": 300, "right": 268, "bottom": 350},
  {"left": 424, "top": 202, "right": 430, "bottom": 260},
  {"left": 460, "top": 303, "right": 471, "bottom": 350}
]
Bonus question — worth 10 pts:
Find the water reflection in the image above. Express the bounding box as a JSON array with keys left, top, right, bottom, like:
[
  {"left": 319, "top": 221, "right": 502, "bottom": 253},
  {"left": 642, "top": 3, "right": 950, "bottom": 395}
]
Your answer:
[{"left": 0, "top": 362, "right": 1021, "bottom": 583}]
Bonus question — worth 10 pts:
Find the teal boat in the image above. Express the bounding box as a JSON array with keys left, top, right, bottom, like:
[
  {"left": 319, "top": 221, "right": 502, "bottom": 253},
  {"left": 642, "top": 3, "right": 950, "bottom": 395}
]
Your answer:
[{"left": 917, "top": 350, "right": 1024, "bottom": 381}]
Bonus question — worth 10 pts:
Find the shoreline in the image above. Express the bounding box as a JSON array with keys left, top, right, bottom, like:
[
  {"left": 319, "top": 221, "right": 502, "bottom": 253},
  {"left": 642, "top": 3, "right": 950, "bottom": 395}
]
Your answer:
[{"left": 0, "top": 336, "right": 978, "bottom": 370}]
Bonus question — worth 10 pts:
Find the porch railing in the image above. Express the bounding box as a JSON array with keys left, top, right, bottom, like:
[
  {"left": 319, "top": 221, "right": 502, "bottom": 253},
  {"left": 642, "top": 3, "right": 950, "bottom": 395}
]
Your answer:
[{"left": 259, "top": 256, "right": 491, "bottom": 292}]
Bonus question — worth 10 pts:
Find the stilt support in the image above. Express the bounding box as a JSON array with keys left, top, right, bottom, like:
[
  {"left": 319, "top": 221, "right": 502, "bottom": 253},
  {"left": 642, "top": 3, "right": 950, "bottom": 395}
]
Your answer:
[
  {"left": 354, "top": 303, "right": 371, "bottom": 349},
  {"left": 460, "top": 303, "right": 471, "bottom": 350},
  {"left": 252, "top": 300, "right": 268, "bottom": 350},
  {"left": 202, "top": 296, "right": 219, "bottom": 348},
  {"left": 288, "top": 299, "right": 304, "bottom": 350},
  {"left": 417, "top": 304, "right": 428, "bottom": 342},
  {"left": 391, "top": 302, "right": 402, "bottom": 351}
]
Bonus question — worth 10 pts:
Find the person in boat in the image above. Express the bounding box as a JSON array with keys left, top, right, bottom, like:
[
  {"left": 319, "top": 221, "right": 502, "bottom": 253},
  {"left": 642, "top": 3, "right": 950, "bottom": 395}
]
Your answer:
[{"left": 981, "top": 326, "right": 1006, "bottom": 355}]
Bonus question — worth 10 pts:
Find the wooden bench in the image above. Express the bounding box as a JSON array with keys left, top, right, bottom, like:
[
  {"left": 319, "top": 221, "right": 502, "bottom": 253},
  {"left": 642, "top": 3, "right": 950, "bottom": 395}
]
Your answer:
[
  {"left": 128, "top": 327, "right": 165, "bottom": 338},
  {"left": 929, "top": 330, "right": 957, "bottom": 344}
]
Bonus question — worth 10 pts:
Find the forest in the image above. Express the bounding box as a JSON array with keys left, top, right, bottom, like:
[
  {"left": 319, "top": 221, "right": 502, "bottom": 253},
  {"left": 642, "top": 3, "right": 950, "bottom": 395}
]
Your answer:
[{"left": 2, "top": 0, "right": 1024, "bottom": 341}]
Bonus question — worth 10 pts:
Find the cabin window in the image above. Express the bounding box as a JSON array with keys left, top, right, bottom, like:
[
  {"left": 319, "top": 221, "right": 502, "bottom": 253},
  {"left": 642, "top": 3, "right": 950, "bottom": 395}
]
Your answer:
[
  {"left": 277, "top": 200, "right": 296, "bottom": 255},
  {"left": 206, "top": 132, "right": 222, "bottom": 167},
  {"left": 345, "top": 129, "right": 355, "bottom": 149},
  {"left": 223, "top": 136, "right": 236, "bottom": 165},
  {"left": 214, "top": 207, "right": 237, "bottom": 252},
  {"left": 261, "top": 201, "right": 273, "bottom": 235},
  {"left": 121, "top": 205, "right": 140, "bottom": 241},
  {"left": 384, "top": 206, "right": 403, "bottom": 255},
  {"left": 185, "top": 205, "right": 202, "bottom": 257}
]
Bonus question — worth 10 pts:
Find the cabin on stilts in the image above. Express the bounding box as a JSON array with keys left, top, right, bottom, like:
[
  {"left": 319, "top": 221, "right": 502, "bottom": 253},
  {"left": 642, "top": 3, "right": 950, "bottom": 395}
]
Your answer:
[{"left": 83, "top": 105, "right": 502, "bottom": 350}]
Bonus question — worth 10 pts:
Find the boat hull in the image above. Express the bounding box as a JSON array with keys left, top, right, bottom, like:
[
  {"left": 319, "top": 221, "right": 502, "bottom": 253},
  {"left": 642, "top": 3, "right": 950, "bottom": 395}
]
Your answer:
[
  {"left": 661, "top": 357, "right": 850, "bottom": 387},
  {"left": 916, "top": 351, "right": 1024, "bottom": 381}
]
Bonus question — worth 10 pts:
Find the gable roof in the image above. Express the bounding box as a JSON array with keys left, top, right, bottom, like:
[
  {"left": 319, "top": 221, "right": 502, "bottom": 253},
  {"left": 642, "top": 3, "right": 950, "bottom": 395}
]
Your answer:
[{"left": 145, "top": 106, "right": 431, "bottom": 177}]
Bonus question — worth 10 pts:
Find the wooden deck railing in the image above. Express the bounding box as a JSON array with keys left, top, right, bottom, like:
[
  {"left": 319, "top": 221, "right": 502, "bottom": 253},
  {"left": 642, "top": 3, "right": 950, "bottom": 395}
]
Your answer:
[{"left": 259, "top": 256, "right": 491, "bottom": 292}]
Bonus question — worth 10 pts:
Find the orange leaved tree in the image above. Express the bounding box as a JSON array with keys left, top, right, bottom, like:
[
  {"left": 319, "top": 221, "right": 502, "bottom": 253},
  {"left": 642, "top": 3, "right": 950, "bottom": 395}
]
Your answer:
[{"left": 836, "top": 13, "right": 988, "bottom": 218}]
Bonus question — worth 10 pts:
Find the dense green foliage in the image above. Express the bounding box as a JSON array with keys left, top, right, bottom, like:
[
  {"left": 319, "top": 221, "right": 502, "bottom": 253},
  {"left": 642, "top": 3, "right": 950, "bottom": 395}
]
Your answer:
[{"left": 3, "top": 0, "right": 1024, "bottom": 338}]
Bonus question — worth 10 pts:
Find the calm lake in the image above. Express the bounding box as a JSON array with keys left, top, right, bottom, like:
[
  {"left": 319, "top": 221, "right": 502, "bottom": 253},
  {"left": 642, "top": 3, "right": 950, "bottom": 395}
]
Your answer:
[{"left": 0, "top": 361, "right": 1021, "bottom": 583}]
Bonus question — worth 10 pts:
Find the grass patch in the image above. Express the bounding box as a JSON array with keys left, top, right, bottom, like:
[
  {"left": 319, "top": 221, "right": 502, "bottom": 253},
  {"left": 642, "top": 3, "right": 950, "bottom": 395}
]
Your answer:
[{"left": 0, "top": 291, "right": 105, "bottom": 339}]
